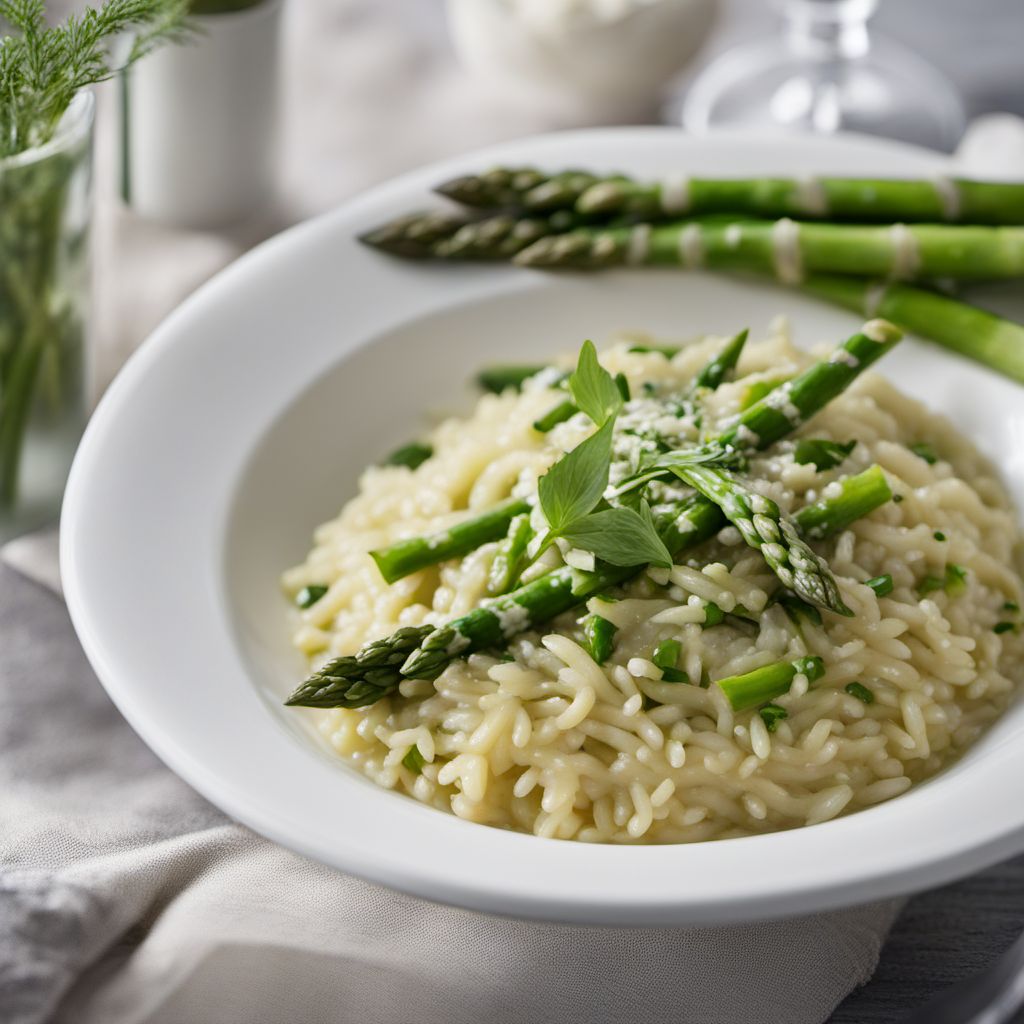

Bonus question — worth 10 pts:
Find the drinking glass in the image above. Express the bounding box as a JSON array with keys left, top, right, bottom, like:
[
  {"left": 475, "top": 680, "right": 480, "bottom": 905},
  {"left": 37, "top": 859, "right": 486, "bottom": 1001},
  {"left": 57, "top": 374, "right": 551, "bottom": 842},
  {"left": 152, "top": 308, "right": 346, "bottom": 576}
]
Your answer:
[
  {"left": 681, "top": 0, "right": 966, "bottom": 152},
  {"left": 0, "top": 90, "right": 94, "bottom": 541}
]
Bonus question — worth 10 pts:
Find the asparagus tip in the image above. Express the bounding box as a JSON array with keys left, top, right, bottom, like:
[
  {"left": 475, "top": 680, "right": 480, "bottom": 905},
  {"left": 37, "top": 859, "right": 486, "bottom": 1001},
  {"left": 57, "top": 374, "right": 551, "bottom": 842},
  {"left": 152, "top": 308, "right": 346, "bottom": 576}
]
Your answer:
[{"left": 862, "top": 318, "right": 902, "bottom": 345}]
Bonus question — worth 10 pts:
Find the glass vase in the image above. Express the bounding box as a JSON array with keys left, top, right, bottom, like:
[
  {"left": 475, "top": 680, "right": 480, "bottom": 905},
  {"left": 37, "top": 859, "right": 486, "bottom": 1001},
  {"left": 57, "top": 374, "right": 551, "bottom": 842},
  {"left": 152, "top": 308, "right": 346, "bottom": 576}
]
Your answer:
[{"left": 0, "top": 90, "right": 94, "bottom": 543}]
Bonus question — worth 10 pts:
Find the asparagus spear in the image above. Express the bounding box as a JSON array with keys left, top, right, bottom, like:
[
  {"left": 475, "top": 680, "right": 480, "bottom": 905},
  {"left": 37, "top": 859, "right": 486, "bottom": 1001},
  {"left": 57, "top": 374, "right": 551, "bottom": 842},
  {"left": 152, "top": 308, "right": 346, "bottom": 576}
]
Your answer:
[
  {"left": 436, "top": 168, "right": 1024, "bottom": 224},
  {"left": 800, "top": 274, "right": 1024, "bottom": 385},
  {"left": 717, "top": 656, "right": 826, "bottom": 712},
  {"left": 360, "top": 210, "right": 581, "bottom": 261},
  {"left": 286, "top": 467, "right": 889, "bottom": 708},
  {"left": 477, "top": 364, "right": 549, "bottom": 394},
  {"left": 370, "top": 497, "right": 531, "bottom": 585},
  {"left": 673, "top": 463, "right": 851, "bottom": 614},
  {"left": 487, "top": 512, "right": 533, "bottom": 595},
  {"left": 694, "top": 329, "right": 748, "bottom": 389},
  {"left": 437, "top": 168, "right": 607, "bottom": 212},
  {"left": 513, "top": 220, "right": 1024, "bottom": 281},
  {"left": 287, "top": 326, "right": 899, "bottom": 707}
]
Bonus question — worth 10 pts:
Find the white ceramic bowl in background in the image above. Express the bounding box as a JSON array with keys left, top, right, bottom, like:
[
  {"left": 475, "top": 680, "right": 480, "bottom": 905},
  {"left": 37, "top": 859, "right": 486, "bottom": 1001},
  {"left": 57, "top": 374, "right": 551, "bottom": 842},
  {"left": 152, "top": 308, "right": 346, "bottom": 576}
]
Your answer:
[{"left": 62, "top": 128, "right": 1024, "bottom": 926}]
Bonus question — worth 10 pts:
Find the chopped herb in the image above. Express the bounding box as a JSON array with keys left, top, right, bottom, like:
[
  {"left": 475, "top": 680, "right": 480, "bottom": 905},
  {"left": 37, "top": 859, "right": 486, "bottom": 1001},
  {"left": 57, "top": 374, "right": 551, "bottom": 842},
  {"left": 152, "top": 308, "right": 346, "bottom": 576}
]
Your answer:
[
  {"left": 614, "top": 372, "right": 631, "bottom": 402},
  {"left": 793, "top": 438, "right": 856, "bottom": 471},
  {"left": 653, "top": 639, "right": 688, "bottom": 682},
  {"left": 759, "top": 704, "right": 788, "bottom": 732},
  {"left": 295, "top": 585, "right": 328, "bottom": 608},
  {"left": 1003, "top": 601, "right": 1020, "bottom": 613},
  {"left": 477, "top": 365, "right": 546, "bottom": 393},
  {"left": 909, "top": 442, "right": 938, "bottom": 465},
  {"left": 584, "top": 614, "right": 617, "bottom": 665},
  {"left": 865, "top": 574, "right": 894, "bottom": 597},
  {"left": 918, "top": 564, "right": 968, "bottom": 598},
  {"left": 402, "top": 744, "right": 427, "bottom": 774},
  {"left": 994, "top": 622, "right": 1016, "bottom": 635},
  {"left": 845, "top": 682, "right": 875, "bottom": 704},
  {"left": 642, "top": 381, "right": 657, "bottom": 395},
  {"left": 945, "top": 563, "right": 968, "bottom": 595},
  {"left": 702, "top": 601, "right": 725, "bottom": 628},
  {"left": 893, "top": 494, "right": 904, "bottom": 503},
  {"left": 933, "top": 531, "right": 946, "bottom": 541}
]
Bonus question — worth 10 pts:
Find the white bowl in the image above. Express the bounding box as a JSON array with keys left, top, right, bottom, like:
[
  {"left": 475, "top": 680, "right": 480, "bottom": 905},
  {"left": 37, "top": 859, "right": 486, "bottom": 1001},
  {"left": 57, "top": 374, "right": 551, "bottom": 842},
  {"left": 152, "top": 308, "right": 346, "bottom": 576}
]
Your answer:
[{"left": 62, "top": 128, "right": 1024, "bottom": 925}]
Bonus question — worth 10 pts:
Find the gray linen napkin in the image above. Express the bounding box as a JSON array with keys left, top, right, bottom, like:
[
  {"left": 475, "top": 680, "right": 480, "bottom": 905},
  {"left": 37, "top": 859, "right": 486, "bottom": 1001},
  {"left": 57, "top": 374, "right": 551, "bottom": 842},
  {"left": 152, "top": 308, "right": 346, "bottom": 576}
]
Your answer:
[{"left": 0, "top": 555, "right": 901, "bottom": 1024}]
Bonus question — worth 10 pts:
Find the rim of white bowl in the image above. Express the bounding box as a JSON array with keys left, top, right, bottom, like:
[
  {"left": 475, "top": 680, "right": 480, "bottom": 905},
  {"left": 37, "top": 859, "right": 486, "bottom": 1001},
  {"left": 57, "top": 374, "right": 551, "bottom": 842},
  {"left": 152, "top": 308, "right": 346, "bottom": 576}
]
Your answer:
[{"left": 61, "top": 126, "right": 1024, "bottom": 925}]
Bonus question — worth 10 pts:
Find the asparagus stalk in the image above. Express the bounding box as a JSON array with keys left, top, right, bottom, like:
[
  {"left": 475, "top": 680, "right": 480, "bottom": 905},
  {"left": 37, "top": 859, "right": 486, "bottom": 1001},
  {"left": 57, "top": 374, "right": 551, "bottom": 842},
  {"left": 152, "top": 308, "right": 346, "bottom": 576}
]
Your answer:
[
  {"left": 533, "top": 399, "right": 577, "bottom": 433},
  {"left": 370, "top": 497, "right": 530, "bottom": 585},
  {"left": 360, "top": 210, "right": 581, "bottom": 261},
  {"left": 487, "top": 512, "right": 533, "bottom": 595},
  {"left": 800, "top": 274, "right": 1024, "bottom": 385},
  {"left": 694, "top": 329, "right": 748, "bottom": 389},
  {"left": 286, "top": 466, "right": 889, "bottom": 708},
  {"left": 795, "top": 463, "right": 891, "bottom": 540},
  {"left": 513, "top": 220, "right": 1024, "bottom": 282},
  {"left": 673, "top": 464, "right": 851, "bottom": 614},
  {"left": 436, "top": 168, "right": 1024, "bottom": 224},
  {"left": 717, "top": 655, "right": 826, "bottom": 712},
  {"left": 287, "top": 326, "right": 899, "bottom": 707},
  {"left": 583, "top": 613, "right": 617, "bottom": 664},
  {"left": 477, "top": 364, "right": 549, "bottom": 393},
  {"left": 437, "top": 168, "right": 606, "bottom": 211}
]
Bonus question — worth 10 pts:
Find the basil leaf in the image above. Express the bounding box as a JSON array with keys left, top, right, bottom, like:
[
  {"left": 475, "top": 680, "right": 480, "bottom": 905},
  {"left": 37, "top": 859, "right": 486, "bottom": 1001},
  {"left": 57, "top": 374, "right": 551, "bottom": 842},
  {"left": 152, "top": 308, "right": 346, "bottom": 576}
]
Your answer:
[
  {"left": 538, "top": 418, "right": 614, "bottom": 533},
  {"left": 793, "top": 438, "right": 856, "bottom": 471},
  {"left": 560, "top": 505, "right": 673, "bottom": 568},
  {"left": 569, "top": 340, "right": 623, "bottom": 426}
]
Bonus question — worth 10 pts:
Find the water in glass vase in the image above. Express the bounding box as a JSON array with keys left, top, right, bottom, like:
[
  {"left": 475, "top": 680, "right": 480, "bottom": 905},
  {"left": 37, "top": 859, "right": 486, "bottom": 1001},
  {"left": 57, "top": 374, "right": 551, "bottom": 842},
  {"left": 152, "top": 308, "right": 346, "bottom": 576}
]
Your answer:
[{"left": 0, "top": 91, "right": 94, "bottom": 542}]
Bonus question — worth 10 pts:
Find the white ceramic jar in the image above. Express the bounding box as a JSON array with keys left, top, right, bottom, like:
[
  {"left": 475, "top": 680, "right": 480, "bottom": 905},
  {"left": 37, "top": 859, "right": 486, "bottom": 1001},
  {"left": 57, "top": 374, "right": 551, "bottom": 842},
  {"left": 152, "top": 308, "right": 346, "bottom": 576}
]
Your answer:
[
  {"left": 446, "top": 0, "right": 719, "bottom": 121},
  {"left": 120, "top": 0, "right": 282, "bottom": 229}
]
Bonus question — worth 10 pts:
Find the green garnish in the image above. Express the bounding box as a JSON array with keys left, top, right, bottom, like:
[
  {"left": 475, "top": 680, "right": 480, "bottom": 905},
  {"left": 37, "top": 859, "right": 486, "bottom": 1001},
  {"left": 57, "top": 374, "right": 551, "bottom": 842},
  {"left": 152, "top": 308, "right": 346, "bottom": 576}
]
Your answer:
[
  {"left": 865, "top": 574, "right": 894, "bottom": 597},
  {"left": 402, "top": 744, "right": 427, "bottom": 774},
  {"left": 893, "top": 494, "right": 904, "bottom": 503},
  {"left": 0, "top": 0, "right": 191, "bottom": 159},
  {"left": 652, "top": 638, "right": 688, "bottom": 682},
  {"left": 793, "top": 438, "right": 856, "bottom": 471},
  {"left": 994, "top": 622, "right": 1016, "bottom": 635},
  {"left": 702, "top": 601, "right": 725, "bottom": 628},
  {"left": 382, "top": 442, "right": 432, "bottom": 469},
  {"left": 477, "top": 364, "right": 547, "bottom": 393},
  {"left": 933, "top": 531, "right": 946, "bottom": 541},
  {"left": 909, "top": 442, "right": 938, "bottom": 464},
  {"left": 759, "top": 704, "right": 788, "bottom": 732},
  {"left": 583, "top": 614, "right": 617, "bottom": 665},
  {"left": 568, "top": 340, "right": 623, "bottom": 427},
  {"left": 739, "top": 378, "right": 786, "bottom": 410},
  {"left": 1003, "top": 601, "right": 1019, "bottom": 613},
  {"left": 918, "top": 563, "right": 968, "bottom": 598},
  {"left": 614, "top": 372, "right": 631, "bottom": 402},
  {"left": 295, "top": 585, "right": 328, "bottom": 609},
  {"left": 845, "top": 682, "right": 875, "bottom": 704},
  {"left": 627, "top": 344, "right": 680, "bottom": 357}
]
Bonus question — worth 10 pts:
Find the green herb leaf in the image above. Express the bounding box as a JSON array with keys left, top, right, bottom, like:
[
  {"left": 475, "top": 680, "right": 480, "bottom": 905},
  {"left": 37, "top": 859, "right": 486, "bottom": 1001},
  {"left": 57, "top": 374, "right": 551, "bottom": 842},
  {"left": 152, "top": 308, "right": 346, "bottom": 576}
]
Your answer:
[
  {"left": 295, "top": 585, "right": 328, "bottom": 609},
  {"left": 945, "top": 563, "right": 968, "bottom": 595},
  {"left": 994, "top": 622, "right": 1016, "bottom": 635},
  {"left": 933, "top": 531, "right": 946, "bottom": 542},
  {"left": 1003, "top": 601, "right": 1020, "bottom": 613},
  {"left": 909, "top": 442, "right": 938, "bottom": 465},
  {"left": 559, "top": 503, "right": 673, "bottom": 569},
  {"left": 793, "top": 438, "right": 856, "bottom": 471},
  {"left": 759, "top": 704, "right": 788, "bottom": 732},
  {"left": 568, "top": 341, "right": 623, "bottom": 426},
  {"left": 845, "top": 682, "right": 875, "bottom": 704},
  {"left": 402, "top": 744, "right": 426, "bottom": 774},
  {"left": 538, "top": 418, "right": 614, "bottom": 533}
]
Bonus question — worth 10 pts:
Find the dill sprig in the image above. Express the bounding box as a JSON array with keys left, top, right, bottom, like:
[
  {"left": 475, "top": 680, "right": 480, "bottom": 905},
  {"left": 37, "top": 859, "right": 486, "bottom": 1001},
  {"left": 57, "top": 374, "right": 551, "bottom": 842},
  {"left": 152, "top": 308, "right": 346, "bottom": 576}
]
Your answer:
[{"left": 0, "top": 0, "right": 191, "bottom": 158}]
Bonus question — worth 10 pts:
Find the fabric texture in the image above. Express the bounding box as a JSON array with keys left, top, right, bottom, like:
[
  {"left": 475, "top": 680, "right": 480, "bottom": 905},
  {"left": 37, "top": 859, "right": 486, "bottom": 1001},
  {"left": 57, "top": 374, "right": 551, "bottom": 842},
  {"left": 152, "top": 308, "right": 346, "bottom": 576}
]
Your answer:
[{"left": 3, "top": 0, "right": 1024, "bottom": 1019}]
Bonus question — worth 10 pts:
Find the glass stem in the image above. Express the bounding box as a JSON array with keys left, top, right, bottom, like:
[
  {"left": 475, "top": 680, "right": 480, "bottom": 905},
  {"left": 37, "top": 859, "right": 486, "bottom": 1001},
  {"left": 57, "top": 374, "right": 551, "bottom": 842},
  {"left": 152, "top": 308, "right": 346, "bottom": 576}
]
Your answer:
[{"left": 781, "top": 0, "right": 875, "bottom": 63}]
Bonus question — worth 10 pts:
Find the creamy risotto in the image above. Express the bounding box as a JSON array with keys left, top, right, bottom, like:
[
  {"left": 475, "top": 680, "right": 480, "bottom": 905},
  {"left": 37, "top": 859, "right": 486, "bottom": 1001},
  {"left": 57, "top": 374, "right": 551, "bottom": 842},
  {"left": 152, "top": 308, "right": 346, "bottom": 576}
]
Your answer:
[{"left": 283, "top": 320, "right": 1024, "bottom": 843}]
